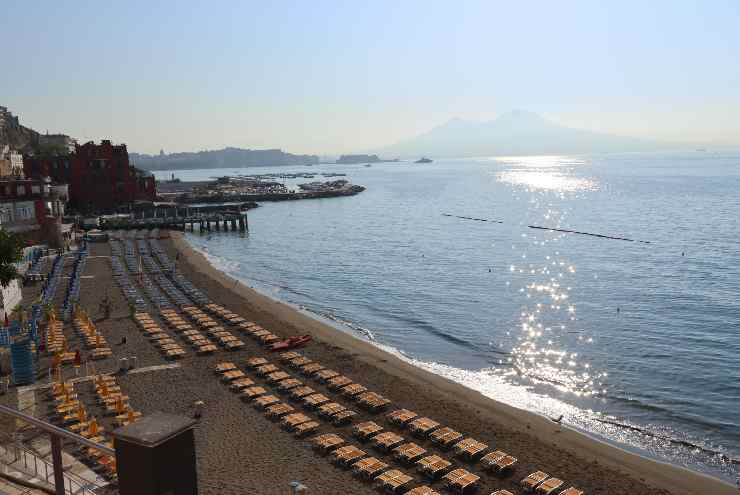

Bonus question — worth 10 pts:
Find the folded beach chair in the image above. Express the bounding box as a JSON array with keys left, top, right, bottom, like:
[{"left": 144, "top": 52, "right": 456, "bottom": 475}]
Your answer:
[
  {"left": 312, "top": 433, "right": 345, "bottom": 453},
  {"left": 253, "top": 395, "right": 280, "bottom": 410},
  {"left": 521, "top": 471, "right": 549, "bottom": 492},
  {"left": 294, "top": 420, "right": 320, "bottom": 437},
  {"left": 536, "top": 478, "right": 564, "bottom": 495},
  {"left": 288, "top": 356, "right": 313, "bottom": 368},
  {"left": 246, "top": 357, "right": 269, "bottom": 368},
  {"left": 453, "top": 437, "right": 488, "bottom": 461},
  {"left": 387, "top": 408, "right": 419, "bottom": 427},
  {"left": 221, "top": 370, "right": 246, "bottom": 382},
  {"left": 353, "top": 421, "right": 384, "bottom": 441},
  {"left": 303, "top": 393, "right": 331, "bottom": 409},
  {"left": 331, "top": 445, "right": 367, "bottom": 467},
  {"left": 408, "top": 417, "right": 441, "bottom": 437},
  {"left": 266, "top": 371, "right": 291, "bottom": 383},
  {"left": 265, "top": 403, "right": 295, "bottom": 419},
  {"left": 313, "top": 369, "right": 339, "bottom": 382},
  {"left": 255, "top": 364, "right": 280, "bottom": 376},
  {"left": 279, "top": 351, "right": 302, "bottom": 362},
  {"left": 240, "top": 386, "right": 268, "bottom": 401},
  {"left": 404, "top": 486, "right": 441, "bottom": 495},
  {"left": 352, "top": 456, "right": 389, "bottom": 480},
  {"left": 327, "top": 375, "right": 353, "bottom": 390},
  {"left": 442, "top": 468, "right": 480, "bottom": 494},
  {"left": 376, "top": 469, "right": 413, "bottom": 494},
  {"left": 416, "top": 455, "right": 452, "bottom": 480},
  {"left": 281, "top": 412, "right": 312, "bottom": 430},
  {"left": 341, "top": 383, "right": 368, "bottom": 398},
  {"left": 393, "top": 442, "right": 427, "bottom": 464},
  {"left": 357, "top": 391, "right": 391, "bottom": 412},
  {"left": 481, "top": 450, "right": 518, "bottom": 474},
  {"left": 318, "top": 402, "right": 346, "bottom": 418},
  {"left": 429, "top": 427, "right": 463, "bottom": 449},
  {"left": 300, "top": 362, "right": 325, "bottom": 376},
  {"left": 277, "top": 378, "right": 303, "bottom": 392},
  {"left": 290, "top": 386, "right": 316, "bottom": 400},
  {"left": 332, "top": 410, "right": 357, "bottom": 425},
  {"left": 373, "top": 431, "right": 405, "bottom": 452}
]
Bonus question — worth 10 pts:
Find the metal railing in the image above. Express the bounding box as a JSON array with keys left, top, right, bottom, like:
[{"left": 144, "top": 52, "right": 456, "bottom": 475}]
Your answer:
[
  {"left": 0, "top": 443, "right": 102, "bottom": 495},
  {"left": 0, "top": 405, "right": 113, "bottom": 495}
]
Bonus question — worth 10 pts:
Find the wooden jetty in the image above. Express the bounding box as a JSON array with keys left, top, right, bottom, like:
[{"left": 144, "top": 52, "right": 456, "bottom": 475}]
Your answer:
[{"left": 100, "top": 210, "right": 249, "bottom": 233}]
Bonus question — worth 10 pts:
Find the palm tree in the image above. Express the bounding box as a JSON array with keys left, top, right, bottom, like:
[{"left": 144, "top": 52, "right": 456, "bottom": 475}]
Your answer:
[{"left": 0, "top": 230, "right": 23, "bottom": 288}]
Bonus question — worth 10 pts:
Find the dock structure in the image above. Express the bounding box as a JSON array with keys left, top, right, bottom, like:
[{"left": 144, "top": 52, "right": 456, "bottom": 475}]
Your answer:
[{"left": 101, "top": 210, "right": 249, "bottom": 233}]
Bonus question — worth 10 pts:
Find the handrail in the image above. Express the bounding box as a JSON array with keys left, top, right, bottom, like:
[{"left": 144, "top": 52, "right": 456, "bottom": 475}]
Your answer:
[{"left": 0, "top": 405, "right": 115, "bottom": 455}]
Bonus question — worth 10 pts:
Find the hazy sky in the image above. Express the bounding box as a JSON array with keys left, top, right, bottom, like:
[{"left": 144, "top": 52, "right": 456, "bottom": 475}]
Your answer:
[{"left": 3, "top": 1, "right": 739, "bottom": 154}]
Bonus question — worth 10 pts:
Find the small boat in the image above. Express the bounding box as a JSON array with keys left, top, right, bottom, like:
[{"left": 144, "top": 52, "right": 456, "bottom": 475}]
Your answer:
[
  {"left": 415, "top": 157, "right": 433, "bottom": 163},
  {"left": 268, "top": 335, "right": 312, "bottom": 352}
]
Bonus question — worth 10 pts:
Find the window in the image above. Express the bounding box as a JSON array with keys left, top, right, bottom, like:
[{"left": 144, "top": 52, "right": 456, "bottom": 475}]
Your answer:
[{"left": 16, "top": 185, "right": 25, "bottom": 195}]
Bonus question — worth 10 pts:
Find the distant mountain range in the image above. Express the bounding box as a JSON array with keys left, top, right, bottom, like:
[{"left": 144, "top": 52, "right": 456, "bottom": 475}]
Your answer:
[
  {"left": 130, "top": 148, "right": 319, "bottom": 171},
  {"left": 377, "top": 110, "right": 669, "bottom": 158}
]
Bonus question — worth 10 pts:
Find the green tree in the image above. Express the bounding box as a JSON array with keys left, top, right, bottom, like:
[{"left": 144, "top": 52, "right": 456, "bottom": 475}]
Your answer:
[{"left": 0, "top": 230, "right": 24, "bottom": 287}]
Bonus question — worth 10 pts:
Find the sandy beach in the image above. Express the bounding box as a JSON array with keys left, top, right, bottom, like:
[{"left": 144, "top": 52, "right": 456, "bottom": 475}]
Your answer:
[{"left": 5, "top": 232, "right": 735, "bottom": 495}]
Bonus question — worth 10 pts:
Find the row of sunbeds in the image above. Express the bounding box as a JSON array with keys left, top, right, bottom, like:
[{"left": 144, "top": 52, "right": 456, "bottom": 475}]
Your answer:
[
  {"left": 133, "top": 311, "right": 188, "bottom": 359},
  {"left": 72, "top": 308, "right": 112, "bottom": 360},
  {"left": 178, "top": 306, "right": 246, "bottom": 351}
]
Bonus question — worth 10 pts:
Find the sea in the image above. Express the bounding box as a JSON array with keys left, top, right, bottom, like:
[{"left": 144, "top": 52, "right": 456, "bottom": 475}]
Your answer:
[{"left": 153, "top": 151, "right": 740, "bottom": 482}]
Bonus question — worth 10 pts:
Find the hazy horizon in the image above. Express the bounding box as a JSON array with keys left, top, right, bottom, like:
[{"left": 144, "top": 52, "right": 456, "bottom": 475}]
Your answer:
[{"left": 3, "top": 1, "right": 739, "bottom": 155}]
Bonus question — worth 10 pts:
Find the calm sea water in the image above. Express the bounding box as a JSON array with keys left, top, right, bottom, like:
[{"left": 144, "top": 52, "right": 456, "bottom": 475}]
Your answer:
[{"left": 154, "top": 151, "right": 740, "bottom": 481}]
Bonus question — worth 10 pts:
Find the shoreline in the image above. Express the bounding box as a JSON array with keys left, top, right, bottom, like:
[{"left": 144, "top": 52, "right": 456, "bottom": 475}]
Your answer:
[{"left": 172, "top": 230, "right": 737, "bottom": 495}]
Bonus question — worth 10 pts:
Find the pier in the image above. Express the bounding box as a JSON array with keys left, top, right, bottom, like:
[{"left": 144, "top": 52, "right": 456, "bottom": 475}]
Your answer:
[{"left": 101, "top": 209, "right": 249, "bottom": 233}]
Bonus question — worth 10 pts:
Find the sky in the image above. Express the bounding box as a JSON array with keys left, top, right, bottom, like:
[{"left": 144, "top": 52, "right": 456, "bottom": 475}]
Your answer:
[{"left": 2, "top": 0, "right": 739, "bottom": 155}]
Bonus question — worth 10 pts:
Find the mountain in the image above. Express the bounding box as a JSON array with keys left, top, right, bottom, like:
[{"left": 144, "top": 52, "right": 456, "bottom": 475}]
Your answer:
[
  {"left": 130, "top": 147, "right": 320, "bottom": 171},
  {"left": 378, "top": 110, "right": 666, "bottom": 158},
  {"left": 0, "top": 105, "right": 40, "bottom": 153}
]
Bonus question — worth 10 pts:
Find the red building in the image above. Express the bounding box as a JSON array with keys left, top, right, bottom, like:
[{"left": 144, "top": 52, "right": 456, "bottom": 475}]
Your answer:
[{"left": 24, "top": 140, "right": 156, "bottom": 212}]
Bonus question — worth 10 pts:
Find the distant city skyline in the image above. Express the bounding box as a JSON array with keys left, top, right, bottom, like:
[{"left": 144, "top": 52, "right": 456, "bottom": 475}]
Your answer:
[{"left": 3, "top": 1, "right": 739, "bottom": 155}]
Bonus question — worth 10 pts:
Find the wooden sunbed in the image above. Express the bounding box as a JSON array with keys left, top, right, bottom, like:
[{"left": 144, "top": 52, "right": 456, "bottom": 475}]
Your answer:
[
  {"left": 393, "top": 442, "right": 427, "bottom": 464},
  {"left": 253, "top": 395, "right": 280, "bottom": 409},
  {"left": 294, "top": 420, "right": 320, "bottom": 437},
  {"left": 491, "top": 491, "right": 515, "bottom": 495},
  {"left": 221, "top": 370, "right": 246, "bottom": 382},
  {"left": 290, "top": 386, "right": 315, "bottom": 400},
  {"left": 408, "top": 417, "right": 440, "bottom": 437},
  {"left": 278, "top": 351, "right": 301, "bottom": 362},
  {"left": 373, "top": 431, "right": 405, "bottom": 451},
  {"left": 453, "top": 437, "right": 488, "bottom": 461},
  {"left": 429, "top": 427, "right": 463, "bottom": 449},
  {"left": 481, "top": 450, "right": 518, "bottom": 473},
  {"left": 265, "top": 403, "right": 294, "bottom": 419},
  {"left": 353, "top": 421, "right": 383, "bottom": 441},
  {"left": 341, "top": 383, "right": 367, "bottom": 397},
  {"left": 558, "top": 488, "right": 583, "bottom": 495},
  {"left": 332, "top": 445, "right": 367, "bottom": 467},
  {"left": 332, "top": 410, "right": 357, "bottom": 425},
  {"left": 327, "top": 375, "right": 353, "bottom": 389},
  {"left": 443, "top": 468, "right": 480, "bottom": 494},
  {"left": 300, "top": 363, "right": 324, "bottom": 375},
  {"left": 313, "top": 369, "right": 339, "bottom": 382},
  {"left": 240, "top": 386, "right": 267, "bottom": 401},
  {"left": 229, "top": 377, "right": 255, "bottom": 391},
  {"left": 404, "top": 486, "right": 441, "bottom": 495},
  {"left": 416, "top": 455, "right": 452, "bottom": 479},
  {"left": 215, "top": 362, "right": 237, "bottom": 373},
  {"left": 357, "top": 391, "right": 391, "bottom": 412},
  {"left": 303, "top": 393, "right": 331, "bottom": 408},
  {"left": 318, "top": 402, "right": 346, "bottom": 418},
  {"left": 375, "top": 469, "right": 413, "bottom": 494},
  {"left": 266, "top": 371, "right": 291, "bottom": 383},
  {"left": 282, "top": 413, "right": 312, "bottom": 431},
  {"left": 352, "top": 456, "right": 389, "bottom": 479},
  {"left": 245, "top": 357, "right": 269, "bottom": 368},
  {"left": 386, "top": 408, "right": 418, "bottom": 426},
  {"left": 312, "top": 433, "right": 345, "bottom": 453},
  {"left": 277, "top": 378, "right": 303, "bottom": 392},
  {"left": 521, "top": 471, "right": 549, "bottom": 492},
  {"left": 536, "top": 478, "right": 564, "bottom": 495},
  {"left": 255, "top": 364, "right": 279, "bottom": 376}
]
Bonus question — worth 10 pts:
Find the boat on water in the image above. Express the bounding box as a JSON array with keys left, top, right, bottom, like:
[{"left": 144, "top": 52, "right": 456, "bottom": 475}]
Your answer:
[
  {"left": 364, "top": 163, "right": 372, "bottom": 167},
  {"left": 415, "top": 157, "right": 433, "bottom": 163}
]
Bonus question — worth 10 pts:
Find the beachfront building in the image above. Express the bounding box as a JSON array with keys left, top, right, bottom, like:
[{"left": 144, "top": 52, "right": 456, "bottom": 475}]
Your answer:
[
  {"left": 0, "top": 145, "right": 24, "bottom": 177},
  {"left": 0, "top": 177, "right": 68, "bottom": 246},
  {"left": 24, "top": 140, "right": 157, "bottom": 212}
]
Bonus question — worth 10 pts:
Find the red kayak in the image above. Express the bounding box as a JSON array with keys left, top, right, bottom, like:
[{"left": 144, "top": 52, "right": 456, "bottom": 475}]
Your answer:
[{"left": 269, "top": 335, "right": 312, "bottom": 352}]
